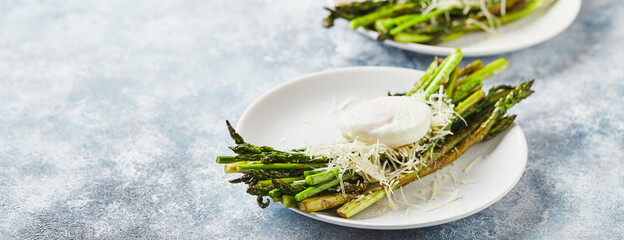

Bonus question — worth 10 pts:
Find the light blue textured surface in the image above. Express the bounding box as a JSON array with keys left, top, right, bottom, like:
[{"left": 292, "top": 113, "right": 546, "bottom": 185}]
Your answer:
[{"left": 0, "top": 1, "right": 622, "bottom": 239}]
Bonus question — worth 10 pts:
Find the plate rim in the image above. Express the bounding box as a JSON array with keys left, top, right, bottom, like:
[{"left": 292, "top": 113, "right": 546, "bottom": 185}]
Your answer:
[{"left": 236, "top": 66, "right": 528, "bottom": 229}]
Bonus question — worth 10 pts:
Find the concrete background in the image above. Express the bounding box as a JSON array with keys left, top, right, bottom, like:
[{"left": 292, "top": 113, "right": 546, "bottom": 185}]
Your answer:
[{"left": 0, "top": 1, "right": 622, "bottom": 239}]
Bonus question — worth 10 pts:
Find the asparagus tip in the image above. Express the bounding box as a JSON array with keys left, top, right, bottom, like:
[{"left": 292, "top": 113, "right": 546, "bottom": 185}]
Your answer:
[{"left": 226, "top": 120, "right": 245, "bottom": 144}]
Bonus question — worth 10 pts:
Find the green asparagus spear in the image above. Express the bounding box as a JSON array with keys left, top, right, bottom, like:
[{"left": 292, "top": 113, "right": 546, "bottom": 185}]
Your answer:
[
  {"left": 269, "top": 189, "right": 283, "bottom": 202},
  {"left": 282, "top": 195, "right": 298, "bottom": 208},
  {"left": 374, "top": 14, "right": 420, "bottom": 32},
  {"left": 237, "top": 163, "right": 327, "bottom": 171},
  {"left": 228, "top": 143, "right": 275, "bottom": 155},
  {"left": 336, "top": 189, "right": 387, "bottom": 218},
  {"left": 485, "top": 115, "right": 517, "bottom": 140},
  {"left": 424, "top": 48, "right": 463, "bottom": 98},
  {"left": 226, "top": 120, "right": 244, "bottom": 144},
  {"left": 408, "top": 58, "right": 438, "bottom": 95},
  {"left": 299, "top": 193, "right": 354, "bottom": 212},
  {"left": 393, "top": 33, "right": 432, "bottom": 43},
  {"left": 350, "top": 3, "right": 416, "bottom": 29},
  {"left": 445, "top": 66, "right": 460, "bottom": 98},
  {"left": 458, "top": 60, "right": 483, "bottom": 78},
  {"left": 452, "top": 77, "right": 483, "bottom": 104},
  {"left": 457, "top": 58, "right": 508, "bottom": 86},
  {"left": 323, "top": 1, "right": 388, "bottom": 27},
  {"left": 256, "top": 177, "right": 304, "bottom": 187},
  {"left": 296, "top": 173, "right": 354, "bottom": 201},
  {"left": 305, "top": 168, "right": 340, "bottom": 185},
  {"left": 272, "top": 179, "right": 307, "bottom": 196},
  {"left": 455, "top": 90, "right": 486, "bottom": 116},
  {"left": 389, "top": 8, "right": 451, "bottom": 36},
  {"left": 216, "top": 156, "right": 235, "bottom": 164}
]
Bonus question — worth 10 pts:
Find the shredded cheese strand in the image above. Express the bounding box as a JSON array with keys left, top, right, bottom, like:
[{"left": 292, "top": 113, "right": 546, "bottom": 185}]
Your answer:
[{"left": 464, "top": 155, "right": 486, "bottom": 173}]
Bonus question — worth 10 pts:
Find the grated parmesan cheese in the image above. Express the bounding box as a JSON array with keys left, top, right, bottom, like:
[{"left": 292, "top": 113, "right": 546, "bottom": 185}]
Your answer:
[
  {"left": 339, "top": 97, "right": 355, "bottom": 110},
  {"left": 430, "top": 174, "right": 439, "bottom": 200},
  {"left": 424, "top": 190, "right": 461, "bottom": 211},
  {"left": 327, "top": 96, "right": 357, "bottom": 114},
  {"left": 349, "top": 153, "right": 471, "bottom": 218},
  {"left": 464, "top": 155, "right": 486, "bottom": 173},
  {"left": 304, "top": 89, "right": 456, "bottom": 207},
  {"left": 449, "top": 168, "right": 457, "bottom": 184},
  {"left": 300, "top": 119, "right": 324, "bottom": 127},
  {"left": 412, "top": 194, "right": 427, "bottom": 201},
  {"left": 458, "top": 178, "right": 471, "bottom": 184}
]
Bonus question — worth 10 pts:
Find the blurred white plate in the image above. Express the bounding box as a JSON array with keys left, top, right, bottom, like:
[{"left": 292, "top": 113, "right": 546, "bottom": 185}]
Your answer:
[
  {"left": 237, "top": 67, "right": 527, "bottom": 229},
  {"left": 341, "top": 0, "right": 582, "bottom": 56}
]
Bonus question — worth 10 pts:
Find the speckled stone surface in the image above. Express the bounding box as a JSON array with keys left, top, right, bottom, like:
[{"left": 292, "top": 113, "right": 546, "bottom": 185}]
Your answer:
[{"left": 0, "top": 0, "right": 622, "bottom": 239}]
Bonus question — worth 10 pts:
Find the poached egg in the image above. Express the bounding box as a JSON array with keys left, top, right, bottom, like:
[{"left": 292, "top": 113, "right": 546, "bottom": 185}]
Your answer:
[{"left": 338, "top": 96, "right": 432, "bottom": 148}]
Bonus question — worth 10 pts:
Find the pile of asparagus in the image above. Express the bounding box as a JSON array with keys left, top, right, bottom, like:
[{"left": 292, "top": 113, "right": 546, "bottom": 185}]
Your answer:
[
  {"left": 216, "top": 48, "right": 534, "bottom": 218},
  {"left": 323, "top": 0, "right": 553, "bottom": 44}
]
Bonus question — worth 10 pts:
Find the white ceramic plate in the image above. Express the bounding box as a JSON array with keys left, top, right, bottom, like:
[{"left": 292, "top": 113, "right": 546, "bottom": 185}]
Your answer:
[
  {"left": 237, "top": 67, "right": 528, "bottom": 229},
  {"left": 347, "top": 0, "right": 582, "bottom": 56}
]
